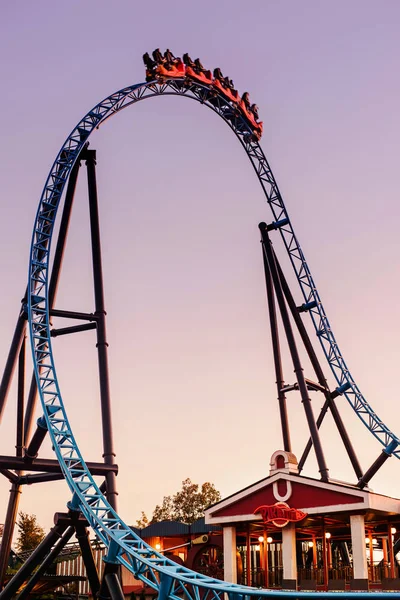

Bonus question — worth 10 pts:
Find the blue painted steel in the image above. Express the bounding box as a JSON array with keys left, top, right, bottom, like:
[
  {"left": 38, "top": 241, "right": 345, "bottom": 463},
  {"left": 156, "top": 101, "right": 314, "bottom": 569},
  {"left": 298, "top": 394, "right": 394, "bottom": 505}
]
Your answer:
[{"left": 27, "top": 78, "right": 400, "bottom": 599}]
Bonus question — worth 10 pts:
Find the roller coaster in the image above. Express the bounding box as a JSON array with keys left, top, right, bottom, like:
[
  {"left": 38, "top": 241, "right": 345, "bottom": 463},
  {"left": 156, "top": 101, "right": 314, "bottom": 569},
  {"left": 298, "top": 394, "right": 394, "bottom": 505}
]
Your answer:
[{"left": 0, "top": 52, "right": 399, "bottom": 599}]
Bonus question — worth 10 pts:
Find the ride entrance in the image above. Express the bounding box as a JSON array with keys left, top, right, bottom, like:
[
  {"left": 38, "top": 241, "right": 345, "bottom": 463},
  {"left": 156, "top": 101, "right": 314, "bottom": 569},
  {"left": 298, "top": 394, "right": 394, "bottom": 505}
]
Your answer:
[{"left": 0, "top": 52, "right": 399, "bottom": 599}]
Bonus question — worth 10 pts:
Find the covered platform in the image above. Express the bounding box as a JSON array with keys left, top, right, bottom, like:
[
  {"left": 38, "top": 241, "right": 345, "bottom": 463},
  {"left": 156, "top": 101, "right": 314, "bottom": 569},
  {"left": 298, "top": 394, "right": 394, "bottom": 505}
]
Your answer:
[{"left": 205, "top": 450, "right": 400, "bottom": 591}]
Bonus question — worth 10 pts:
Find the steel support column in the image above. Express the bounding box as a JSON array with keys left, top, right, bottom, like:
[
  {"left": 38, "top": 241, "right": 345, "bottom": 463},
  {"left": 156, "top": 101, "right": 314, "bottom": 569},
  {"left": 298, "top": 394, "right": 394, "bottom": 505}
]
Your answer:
[
  {"left": 0, "top": 523, "right": 67, "bottom": 599},
  {"left": 273, "top": 251, "right": 363, "bottom": 479},
  {"left": 75, "top": 522, "right": 100, "bottom": 596},
  {"left": 16, "top": 525, "right": 75, "bottom": 600},
  {"left": 16, "top": 338, "right": 26, "bottom": 458},
  {"left": 85, "top": 149, "right": 118, "bottom": 511},
  {"left": 357, "top": 448, "right": 393, "bottom": 489},
  {"left": 104, "top": 571, "right": 125, "bottom": 600},
  {"left": 0, "top": 303, "right": 26, "bottom": 424},
  {"left": 0, "top": 483, "right": 22, "bottom": 590},
  {"left": 261, "top": 246, "right": 291, "bottom": 451},
  {"left": 0, "top": 456, "right": 117, "bottom": 474},
  {"left": 259, "top": 223, "right": 329, "bottom": 481}
]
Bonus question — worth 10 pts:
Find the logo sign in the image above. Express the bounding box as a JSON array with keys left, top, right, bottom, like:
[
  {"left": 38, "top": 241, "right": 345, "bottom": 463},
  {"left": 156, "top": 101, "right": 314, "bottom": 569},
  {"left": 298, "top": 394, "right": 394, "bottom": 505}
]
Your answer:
[{"left": 254, "top": 502, "right": 307, "bottom": 528}]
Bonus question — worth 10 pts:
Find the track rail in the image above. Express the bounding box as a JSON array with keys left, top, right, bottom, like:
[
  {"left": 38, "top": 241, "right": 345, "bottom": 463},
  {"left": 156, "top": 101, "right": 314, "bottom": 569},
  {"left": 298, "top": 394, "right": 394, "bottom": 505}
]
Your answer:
[{"left": 27, "top": 77, "right": 399, "bottom": 598}]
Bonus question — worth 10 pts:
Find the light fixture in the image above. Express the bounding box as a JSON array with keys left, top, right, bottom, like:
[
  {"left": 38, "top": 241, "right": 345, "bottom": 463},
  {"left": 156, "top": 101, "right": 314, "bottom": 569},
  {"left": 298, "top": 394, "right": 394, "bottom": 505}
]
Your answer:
[
  {"left": 325, "top": 532, "right": 331, "bottom": 539},
  {"left": 255, "top": 545, "right": 260, "bottom": 551},
  {"left": 391, "top": 527, "right": 397, "bottom": 535},
  {"left": 267, "top": 537, "right": 273, "bottom": 544},
  {"left": 155, "top": 543, "right": 161, "bottom": 551},
  {"left": 365, "top": 538, "right": 370, "bottom": 544},
  {"left": 372, "top": 538, "right": 378, "bottom": 545},
  {"left": 308, "top": 541, "right": 314, "bottom": 548},
  {"left": 258, "top": 536, "right": 264, "bottom": 543}
]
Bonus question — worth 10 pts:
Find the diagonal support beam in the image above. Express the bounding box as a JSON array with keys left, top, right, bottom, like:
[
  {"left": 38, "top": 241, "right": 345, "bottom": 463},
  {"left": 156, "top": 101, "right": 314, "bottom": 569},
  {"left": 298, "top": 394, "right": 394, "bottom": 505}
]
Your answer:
[
  {"left": 16, "top": 525, "right": 75, "bottom": 600},
  {"left": 272, "top": 249, "right": 363, "bottom": 480},
  {"left": 259, "top": 222, "right": 329, "bottom": 481},
  {"left": 261, "top": 242, "right": 291, "bottom": 451}
]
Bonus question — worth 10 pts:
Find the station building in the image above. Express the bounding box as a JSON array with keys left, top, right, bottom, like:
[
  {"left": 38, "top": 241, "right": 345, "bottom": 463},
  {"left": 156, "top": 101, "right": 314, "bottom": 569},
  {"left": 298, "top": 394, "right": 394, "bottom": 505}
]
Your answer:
[{"left": 204, "top": 450, "right": 400, "bottom": 591}]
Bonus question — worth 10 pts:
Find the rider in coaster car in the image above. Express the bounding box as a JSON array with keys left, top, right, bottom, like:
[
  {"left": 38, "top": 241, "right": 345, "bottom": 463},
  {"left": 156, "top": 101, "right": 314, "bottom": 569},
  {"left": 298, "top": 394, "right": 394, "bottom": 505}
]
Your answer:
[
  {"left": 143, "top": 52, "right": 156, "bottom": 70},
  {"left": 143, "top": 53, "right": 156, "bottom": 81},
  {"left": 250, "top": 104, "right": 259, "bottom": 121},
  {"left": 241, "top": 92, "right": 251, "bottom": 109},
  {"left": 152, "top": 48, "right": 165, "bottom": 64},
  {"left": 223, "top": 76, "right": 236, "bottom": 91},
  {"left": 164, "top": 49, "right": 177, "bottom": 64},
  {"left": 183, "top": 53, "right": 196, "bottom": 68},
  {"left": 213, "top": 67, "right": 224, "bottom": 81},
  {"left": 194, "top": 58, "right": 205, "bottom": 72},
  {"left": 194, "top": 58, "right": 212, "bottom": 79}
]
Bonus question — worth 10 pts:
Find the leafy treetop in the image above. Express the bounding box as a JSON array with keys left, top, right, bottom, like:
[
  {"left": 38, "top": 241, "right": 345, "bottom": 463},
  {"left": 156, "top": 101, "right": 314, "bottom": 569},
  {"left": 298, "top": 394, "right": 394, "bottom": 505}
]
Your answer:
[
  {"left": 136, "top": 478, "right": 221, "bottom": 527},
  {"left": 15, "top": 512, "right": 45, "bottom": 553}
]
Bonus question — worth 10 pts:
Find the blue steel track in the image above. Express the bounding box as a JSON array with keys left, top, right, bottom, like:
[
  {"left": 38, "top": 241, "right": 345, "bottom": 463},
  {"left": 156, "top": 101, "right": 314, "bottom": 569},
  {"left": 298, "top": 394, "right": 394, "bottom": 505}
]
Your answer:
[{"left": 27, "top": 77, "right": 399, "bottom": 598}]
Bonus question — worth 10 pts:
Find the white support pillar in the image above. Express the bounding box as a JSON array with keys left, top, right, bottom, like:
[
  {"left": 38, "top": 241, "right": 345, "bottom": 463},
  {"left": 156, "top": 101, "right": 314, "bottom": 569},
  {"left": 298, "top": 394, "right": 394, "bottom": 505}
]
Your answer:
[
  {"left": 223, "top": 526, "right": 237, "bottom": 584},
  {"left": 282, "top": 522, "right": 297, "bottom": 581},
  {"left": 350, "top": 514, "right": 368, "bottom": 580}
]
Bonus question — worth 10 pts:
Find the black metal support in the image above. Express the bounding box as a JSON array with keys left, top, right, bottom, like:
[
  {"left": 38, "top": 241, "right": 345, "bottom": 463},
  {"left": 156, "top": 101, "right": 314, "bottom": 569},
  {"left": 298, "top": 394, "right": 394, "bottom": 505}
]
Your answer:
[
  {"left": 24, "top": 419, "right": 47, "bottom": 460},
  {"left": 104, "top": 571, "right": 125, "bottom": 600},
  {"left": 0, "top": 483, "right": 22, "bottom": 590},
  {"left": 357, "top": 449, "right": 392, "bottom": 489},
  {"left": 50, "top": 308, "right": 98, "bottom": 321},
  {"left": 0, "top": 470, "right": 18, "bottom": 484},
  {"left": 259, "top": 222, "right": 329, "bottom": 481},
  {"left": 16, "top": 525, "right": 75, "bottom": 600},
  {"left": 16, "top": 337, "right": 26, "bottom": 458},
  {"left": 75, "top": 522, "right": 100, "bottom": 596},
  {"left": 273, "top": 250, "right": 363, "bottom": 480},
  {"left": 17, "top": 472, "right": 66, "bottom": 485},
  {"left": 0, "top": 456, "right": 117, "bottom": 475},
  {"left": 97, "top": 563, "right": 118, "bottom": 600},
  {"left": 261, "top": 245, "right": 291, "bottom": 451},
  {"left": 0, "top": 523, "right": 68, "bottom": 599},
  {"left": 51, "top": 322, "right": 97, "bottom": 337},
  {"left": 85, "top": 149, "right": 118, "bottom": 512},
  {"left": 0, "top": 302, "right": 26, "bottom": 424}
]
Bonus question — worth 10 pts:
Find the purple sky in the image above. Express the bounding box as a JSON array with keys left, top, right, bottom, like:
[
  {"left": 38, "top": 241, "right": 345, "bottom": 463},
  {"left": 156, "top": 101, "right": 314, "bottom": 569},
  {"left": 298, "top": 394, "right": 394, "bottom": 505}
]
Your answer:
[{"left": 0, "top": 1, "right": 399, "bottom": 534}]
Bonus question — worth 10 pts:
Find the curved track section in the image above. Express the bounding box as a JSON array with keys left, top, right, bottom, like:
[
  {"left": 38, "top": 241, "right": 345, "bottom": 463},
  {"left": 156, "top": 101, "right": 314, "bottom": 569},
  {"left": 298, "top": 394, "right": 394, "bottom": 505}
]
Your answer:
[{"left": 28, "top": 78, "right": 399, "bottom": 598}]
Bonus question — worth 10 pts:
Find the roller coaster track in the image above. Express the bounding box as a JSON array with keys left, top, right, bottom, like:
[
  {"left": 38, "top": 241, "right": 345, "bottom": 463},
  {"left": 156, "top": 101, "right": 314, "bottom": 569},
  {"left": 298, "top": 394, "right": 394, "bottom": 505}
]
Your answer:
[{"left": 26, "top": 77, "right": 399, "bottom": 598}]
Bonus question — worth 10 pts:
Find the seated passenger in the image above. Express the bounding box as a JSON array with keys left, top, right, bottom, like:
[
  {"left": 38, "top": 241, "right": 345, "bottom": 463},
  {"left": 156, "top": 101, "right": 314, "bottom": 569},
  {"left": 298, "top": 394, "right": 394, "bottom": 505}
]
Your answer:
[
  {"left": 143, "top": 52, "right": 155, "bottom": 69},
  {"left": 223, "top": 76, "right": 235, "bottom": 91},
  {"left": 241, "top": 92, "right": 251, "bottom": 109},
  {"left": 250, "top": 103, "right": 259, "bottom": 121},
  {"left": 152, "top": 48, "right": 164, "bottom": 64},
  {"left": 183, "top": 53, "right": 196, "bottom": 68},
  {"left": 164, "top": 49, "right": 176, "bottom": 64},
  {"left": 194, "top": 58, "right": 205, "bottom": 72},
  {"left": 143, "top": 53, "right": 156, "bottom": 81},
  {"left": 213, "top": 67, "right": 224, "bottom": 81}
]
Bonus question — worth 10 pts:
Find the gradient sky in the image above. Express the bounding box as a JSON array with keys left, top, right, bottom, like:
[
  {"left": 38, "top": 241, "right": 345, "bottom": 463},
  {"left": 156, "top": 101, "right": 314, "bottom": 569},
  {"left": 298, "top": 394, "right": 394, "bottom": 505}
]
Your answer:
[{"left": 0, "top": 1, "right": 399, "bottom": 535}]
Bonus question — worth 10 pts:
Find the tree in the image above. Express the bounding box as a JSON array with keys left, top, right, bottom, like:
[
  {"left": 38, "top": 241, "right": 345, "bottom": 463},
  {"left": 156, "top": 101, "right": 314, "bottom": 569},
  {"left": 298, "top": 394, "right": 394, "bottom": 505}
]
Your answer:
[
  {"left": 152, "top": 495, "right": 174, "bottom": 523},
  {"left": 136, "top": 511, "right": 149, "bottom": 529},
  {"left": 137, "top": 478, "right": 221, "bottom": 526},
  {"left": 15, "top": 512, "right": 45, "bottom": 553}
]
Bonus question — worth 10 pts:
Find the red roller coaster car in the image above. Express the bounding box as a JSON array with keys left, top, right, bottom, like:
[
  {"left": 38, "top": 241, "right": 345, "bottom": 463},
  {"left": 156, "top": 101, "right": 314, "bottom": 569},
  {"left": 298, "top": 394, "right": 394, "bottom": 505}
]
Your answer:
[{"left": 144, "top": 50, "right": 263, "bottom": 140}]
